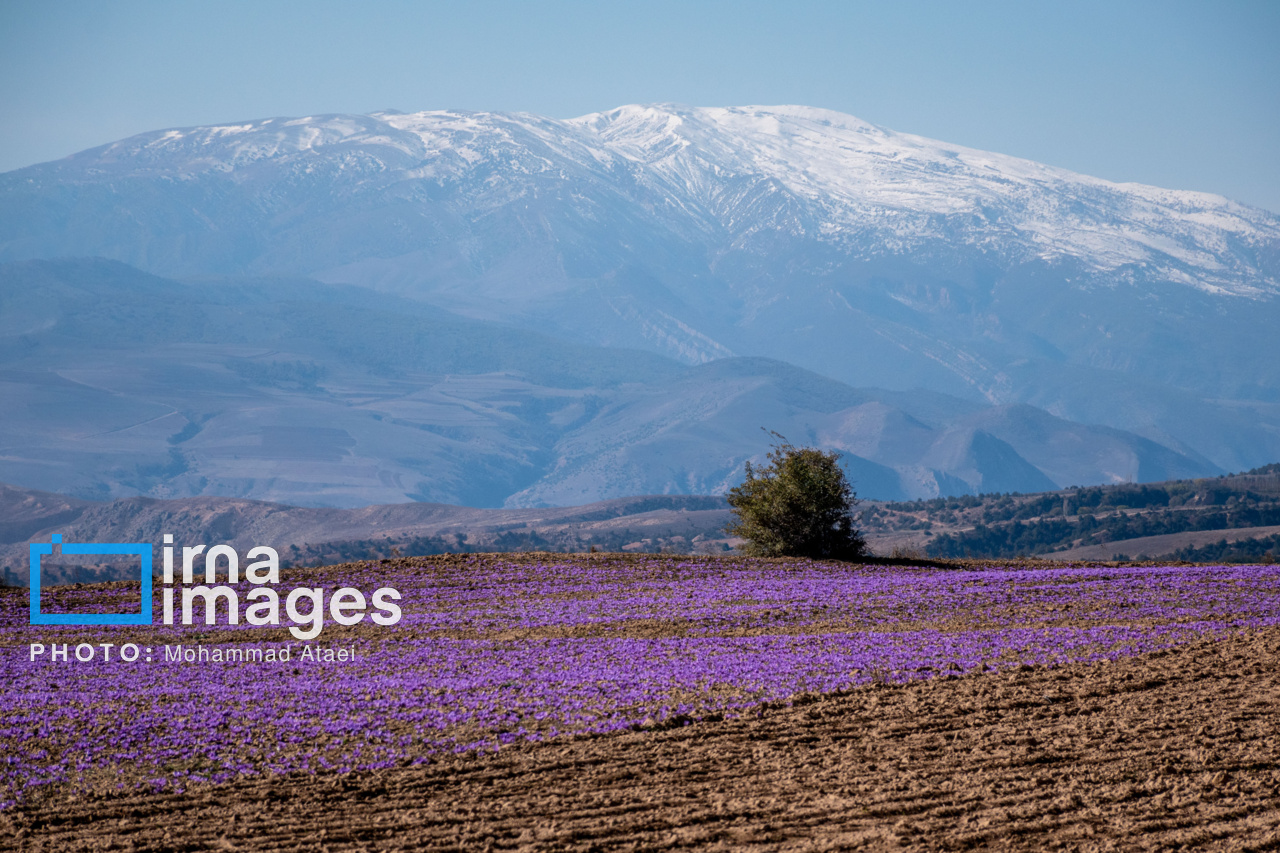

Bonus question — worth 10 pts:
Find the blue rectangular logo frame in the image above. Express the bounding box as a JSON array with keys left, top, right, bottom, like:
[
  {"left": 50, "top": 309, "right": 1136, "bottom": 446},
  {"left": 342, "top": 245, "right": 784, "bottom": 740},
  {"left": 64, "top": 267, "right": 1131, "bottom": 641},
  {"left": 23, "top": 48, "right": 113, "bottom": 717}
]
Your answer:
[{"left": 29, "top": 535, "right": 153, "bottom": 625}]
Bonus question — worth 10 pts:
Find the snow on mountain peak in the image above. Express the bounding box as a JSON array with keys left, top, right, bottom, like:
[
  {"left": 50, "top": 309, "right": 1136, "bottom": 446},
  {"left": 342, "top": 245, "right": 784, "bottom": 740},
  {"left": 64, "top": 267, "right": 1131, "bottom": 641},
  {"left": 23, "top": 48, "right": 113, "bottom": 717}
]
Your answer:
[
  {"left": 16, "top": 103, "right": 1280, "bottom": 299},
  {"left": 566, "top": 104, "right": 1278, "bottom": 294}
]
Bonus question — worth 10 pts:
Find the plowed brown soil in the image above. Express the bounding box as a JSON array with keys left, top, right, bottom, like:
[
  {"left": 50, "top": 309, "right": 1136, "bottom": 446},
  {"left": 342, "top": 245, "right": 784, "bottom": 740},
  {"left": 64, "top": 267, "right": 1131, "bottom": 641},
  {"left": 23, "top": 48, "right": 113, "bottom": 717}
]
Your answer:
[{"left": 7, "top": 628, "right": 1280, "bottom": 852}]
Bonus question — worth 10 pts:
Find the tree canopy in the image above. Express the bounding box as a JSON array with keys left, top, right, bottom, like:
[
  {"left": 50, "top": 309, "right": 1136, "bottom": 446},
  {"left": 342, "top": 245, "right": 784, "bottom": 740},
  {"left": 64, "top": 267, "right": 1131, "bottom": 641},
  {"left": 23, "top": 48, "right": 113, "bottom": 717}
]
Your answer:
[{"left": 726, "top": 434, "right": 867, "bottom": 561}]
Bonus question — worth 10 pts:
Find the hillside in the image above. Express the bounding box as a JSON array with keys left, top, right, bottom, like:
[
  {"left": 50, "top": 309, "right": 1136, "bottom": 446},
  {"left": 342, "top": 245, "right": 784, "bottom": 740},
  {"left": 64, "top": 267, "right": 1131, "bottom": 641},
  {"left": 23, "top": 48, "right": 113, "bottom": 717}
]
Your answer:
[
  {"left": 865, "top": 464, "right": 1280, "bottom": 561},
  {"left": 0, "top": 482, "right": 737, "bottom": 586},
  {"left": 9, "top": 463, "right": 1280, "bottom": 586}
]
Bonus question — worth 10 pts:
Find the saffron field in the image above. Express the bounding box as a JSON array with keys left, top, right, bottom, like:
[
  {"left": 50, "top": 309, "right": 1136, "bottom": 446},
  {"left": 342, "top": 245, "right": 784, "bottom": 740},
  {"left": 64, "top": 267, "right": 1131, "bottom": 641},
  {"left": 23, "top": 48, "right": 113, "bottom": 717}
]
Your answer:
[{"left": 3, "top": 554, "right": 1279, "bottom": 809}]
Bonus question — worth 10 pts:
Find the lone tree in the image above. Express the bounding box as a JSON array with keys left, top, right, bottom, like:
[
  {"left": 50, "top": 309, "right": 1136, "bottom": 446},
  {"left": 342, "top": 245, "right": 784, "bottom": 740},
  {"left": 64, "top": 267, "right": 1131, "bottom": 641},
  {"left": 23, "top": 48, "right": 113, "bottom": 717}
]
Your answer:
[{"left": 726, "top": 433, "right": 868, "bottom": 561}]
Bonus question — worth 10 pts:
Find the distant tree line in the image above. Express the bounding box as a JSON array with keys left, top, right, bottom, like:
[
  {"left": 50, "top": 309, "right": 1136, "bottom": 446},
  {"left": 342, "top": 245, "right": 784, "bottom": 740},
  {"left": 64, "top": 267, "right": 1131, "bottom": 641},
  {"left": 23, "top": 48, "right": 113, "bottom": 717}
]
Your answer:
[
  {"left": 282, "top": 528, "right": 713, "bottom": 567},
  {"left": 887, "top": 482, "right": 1277, "bottom": 524},
  {"left": 925, "top": 502, "right": 1280, "bottom": 559},
  {"left": 1163, "top": 534, "right": 1280, "bottom": 564},
  {"left": 887, "top": 476, "right": 1280, "bottom": 559}
]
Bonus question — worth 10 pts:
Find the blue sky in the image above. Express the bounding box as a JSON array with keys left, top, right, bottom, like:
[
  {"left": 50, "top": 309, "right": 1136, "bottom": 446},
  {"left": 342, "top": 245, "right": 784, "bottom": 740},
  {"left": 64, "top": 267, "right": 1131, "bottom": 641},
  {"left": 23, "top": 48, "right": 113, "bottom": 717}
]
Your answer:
[{"left": 3, "top": 0, "right": 1278, "bottom": 212}]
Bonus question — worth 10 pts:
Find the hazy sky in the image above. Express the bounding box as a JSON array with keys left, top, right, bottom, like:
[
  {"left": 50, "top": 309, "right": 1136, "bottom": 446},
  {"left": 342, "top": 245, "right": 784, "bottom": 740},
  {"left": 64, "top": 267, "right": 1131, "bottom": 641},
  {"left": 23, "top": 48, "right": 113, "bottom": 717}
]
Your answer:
[{"left": 3, "top": 0, "right": 1278, "bottom": 212}]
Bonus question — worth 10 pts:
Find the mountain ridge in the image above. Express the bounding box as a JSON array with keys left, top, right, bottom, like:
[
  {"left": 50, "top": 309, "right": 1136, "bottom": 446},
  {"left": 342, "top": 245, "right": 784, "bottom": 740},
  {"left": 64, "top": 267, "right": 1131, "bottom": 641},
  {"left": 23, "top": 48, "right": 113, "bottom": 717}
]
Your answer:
[
  {"left": 12, "top": 104, "right": 1274, "bottom": 292},
  {"left": 0, "top": 258, "right": 1218, "bottom": 509},
  {"left": 2, "top": 105, "right": 1278, "bottom": 491}
]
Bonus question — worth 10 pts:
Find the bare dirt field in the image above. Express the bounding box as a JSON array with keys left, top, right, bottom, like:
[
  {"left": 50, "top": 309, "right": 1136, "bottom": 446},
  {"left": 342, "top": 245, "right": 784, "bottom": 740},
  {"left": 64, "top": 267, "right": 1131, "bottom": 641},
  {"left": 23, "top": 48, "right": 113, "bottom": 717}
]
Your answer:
[{"left": 8, "top": 626, "right": 1280, "bottom": 852}]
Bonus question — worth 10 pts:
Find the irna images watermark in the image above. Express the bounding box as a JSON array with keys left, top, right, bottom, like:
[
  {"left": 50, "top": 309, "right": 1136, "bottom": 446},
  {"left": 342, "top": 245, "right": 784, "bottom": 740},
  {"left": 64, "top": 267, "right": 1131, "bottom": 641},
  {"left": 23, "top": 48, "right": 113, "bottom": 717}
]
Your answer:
[{"left": 28, "top": 533, "right": 402, "bottom": 643}]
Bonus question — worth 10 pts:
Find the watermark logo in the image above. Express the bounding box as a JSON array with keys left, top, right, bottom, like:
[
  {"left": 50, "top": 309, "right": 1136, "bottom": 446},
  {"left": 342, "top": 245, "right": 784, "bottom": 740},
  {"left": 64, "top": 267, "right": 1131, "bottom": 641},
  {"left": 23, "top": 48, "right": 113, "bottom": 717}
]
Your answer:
[
  {"left": 29, "top": 533, "right": 401, "bottom": 638},
  {"left": 29, "top": 534, "right": 153, "bottom": 626}
]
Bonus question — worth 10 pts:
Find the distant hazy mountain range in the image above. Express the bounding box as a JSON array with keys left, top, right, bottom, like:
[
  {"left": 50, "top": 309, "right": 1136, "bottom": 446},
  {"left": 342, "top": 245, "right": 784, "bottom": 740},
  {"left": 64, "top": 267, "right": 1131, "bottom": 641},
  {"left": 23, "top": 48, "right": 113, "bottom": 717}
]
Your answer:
[{"left": 1, "top": 105, "right": 1277, "bottom": 507}]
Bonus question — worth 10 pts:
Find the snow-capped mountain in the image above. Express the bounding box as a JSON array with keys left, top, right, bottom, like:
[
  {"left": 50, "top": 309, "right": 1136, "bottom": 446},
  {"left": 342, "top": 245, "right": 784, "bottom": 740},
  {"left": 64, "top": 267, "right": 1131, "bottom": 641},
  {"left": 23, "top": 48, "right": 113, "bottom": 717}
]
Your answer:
[
  {"left": 2, "top": 105, "right": 1279, "bottom": 487},
  {"left": 572, "top": 105, "right": 1278, "bottom": 294},
  {"left": 9, "top": 104, "right": 1275, "bottom": 294}
]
